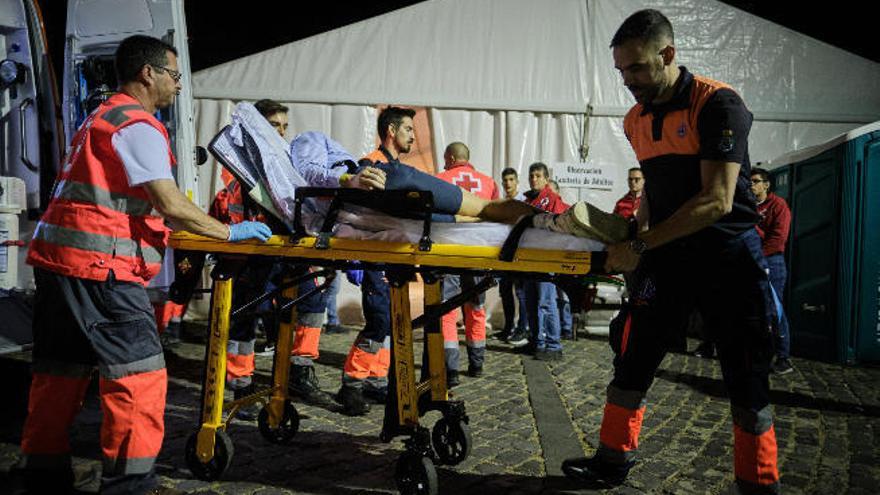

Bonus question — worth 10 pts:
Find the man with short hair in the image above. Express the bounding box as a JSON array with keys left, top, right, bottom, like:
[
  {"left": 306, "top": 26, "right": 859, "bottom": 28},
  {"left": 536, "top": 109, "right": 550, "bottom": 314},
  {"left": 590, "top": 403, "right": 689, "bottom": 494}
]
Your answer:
[
  {"left": 751, "top": 167, "right": 793, "bottom": 375},
  {"left": 501, "top": 167, "right": 525, "bottom": 201},
  {"left": 436, "top": 142, "right": 499, "bottom": 384},
  {"left": 497, "top": 168, "right": 528, "bottom": 341},
  {"left": 561, "top": 10, "right": 780, "bottom": 493},
  {"left": 514, "top": 162, "right": 568, "bottom": 361},
  {"left": 21, "top": 35, "right": 270, "bottom": 495},
  {"left": 613, "top": 167, "right": 644, "bottom": 220}
]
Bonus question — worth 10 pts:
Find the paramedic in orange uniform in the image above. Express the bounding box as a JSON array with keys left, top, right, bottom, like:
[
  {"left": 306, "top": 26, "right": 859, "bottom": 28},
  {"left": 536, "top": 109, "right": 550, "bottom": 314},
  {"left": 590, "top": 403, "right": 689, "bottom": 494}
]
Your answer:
[
  {"left": 561, "top": 10, "right": 780, "bottom": 494},
  {"left": 20, "top": 35, "right": 270, "bottom": 494}
]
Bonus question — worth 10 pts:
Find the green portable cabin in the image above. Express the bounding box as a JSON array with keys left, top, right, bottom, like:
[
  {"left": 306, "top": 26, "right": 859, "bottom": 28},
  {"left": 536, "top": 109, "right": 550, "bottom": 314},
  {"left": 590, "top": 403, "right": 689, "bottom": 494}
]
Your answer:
[{"left": 766, "top": 122, "right": 880, "bottom": 365}]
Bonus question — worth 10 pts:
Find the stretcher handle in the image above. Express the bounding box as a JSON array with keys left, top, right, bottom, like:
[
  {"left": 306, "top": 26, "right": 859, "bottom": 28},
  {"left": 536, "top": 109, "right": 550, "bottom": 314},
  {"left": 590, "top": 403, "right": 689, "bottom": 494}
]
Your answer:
[
  {"left": 411, "top": 275, "right": 497, "bottom": 330},
  {"left": 276, "top": 270, "right": 336, "bottom": 314},
  {"left": 230, "top": 267, "right": 335, "bottom": 319}
]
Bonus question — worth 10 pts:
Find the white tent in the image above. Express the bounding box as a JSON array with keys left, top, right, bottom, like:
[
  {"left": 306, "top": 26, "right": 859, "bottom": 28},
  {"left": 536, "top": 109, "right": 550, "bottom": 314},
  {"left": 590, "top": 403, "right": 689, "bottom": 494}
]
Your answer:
[
  {"left": 187, "top": 0, "right": 880, "bottom": 326},
  {"left": 191, "top": 0, "right": 880, "bottom": 212}
]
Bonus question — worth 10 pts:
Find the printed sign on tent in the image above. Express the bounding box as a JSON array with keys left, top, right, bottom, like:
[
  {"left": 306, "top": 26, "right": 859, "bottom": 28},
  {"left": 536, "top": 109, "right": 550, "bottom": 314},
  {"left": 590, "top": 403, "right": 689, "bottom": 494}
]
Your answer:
[{"left": 551, "top": 159, "right": 618, "bottom": 191}]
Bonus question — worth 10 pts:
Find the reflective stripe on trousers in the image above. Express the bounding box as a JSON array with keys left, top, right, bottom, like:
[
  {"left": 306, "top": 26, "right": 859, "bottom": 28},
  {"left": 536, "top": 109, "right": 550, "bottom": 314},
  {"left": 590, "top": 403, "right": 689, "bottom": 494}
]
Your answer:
[{"left": 227, "top": 338, "right": 256, "bottom": 381}]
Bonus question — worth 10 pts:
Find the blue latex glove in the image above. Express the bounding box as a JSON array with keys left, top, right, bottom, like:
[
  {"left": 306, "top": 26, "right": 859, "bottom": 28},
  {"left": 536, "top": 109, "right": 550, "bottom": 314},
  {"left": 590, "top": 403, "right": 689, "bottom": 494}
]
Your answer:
[
  {"left": 345, "top": 269, "right": 364, "bottom": 286},
  {"left": 228, "top": 221, "right": 272, "bottom": 242}
]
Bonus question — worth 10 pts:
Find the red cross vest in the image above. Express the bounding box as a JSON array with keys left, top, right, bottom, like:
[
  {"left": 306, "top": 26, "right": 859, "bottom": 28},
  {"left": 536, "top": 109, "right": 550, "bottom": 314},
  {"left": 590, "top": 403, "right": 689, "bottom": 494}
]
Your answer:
[
  {"left": 436, "top": 162, "right": 499, "bottom": 200},
  {"left": 27, "top": 93, "right": 174, "bottom": 285}
]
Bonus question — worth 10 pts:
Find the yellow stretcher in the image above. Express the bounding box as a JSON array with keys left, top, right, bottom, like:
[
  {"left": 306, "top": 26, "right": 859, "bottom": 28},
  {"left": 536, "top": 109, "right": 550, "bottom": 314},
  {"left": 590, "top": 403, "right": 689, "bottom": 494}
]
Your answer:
[{"left": 169, "top": 229, "right": 604, "bottom": 495}]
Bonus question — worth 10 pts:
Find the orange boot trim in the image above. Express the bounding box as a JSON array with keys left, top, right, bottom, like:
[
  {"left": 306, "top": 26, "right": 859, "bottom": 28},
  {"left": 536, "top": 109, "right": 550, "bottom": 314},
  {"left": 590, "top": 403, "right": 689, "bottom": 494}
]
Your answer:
[
  {"left": 291, "top": 325, "right": 321, "bottom": 360},
  {"left": 99, "top": 368, "right": 167, "bottom": 464},
  {"left": 343, "top": 345, "right": 379, "bottom": 381},
  {"left": 598, "top": 402, "right": 646, "bottom": 454},
  {"left": 226, "top": 351, "right": 255, "bottom": 381},
  {"left": 464, "top": 305, "right": 486, "bottom": 344},
  {"left": 21, "top": 374, "right": 91, "bottom": 455},
  {"left": 734, "top": 424, "right": 779, "bottom": 486}
]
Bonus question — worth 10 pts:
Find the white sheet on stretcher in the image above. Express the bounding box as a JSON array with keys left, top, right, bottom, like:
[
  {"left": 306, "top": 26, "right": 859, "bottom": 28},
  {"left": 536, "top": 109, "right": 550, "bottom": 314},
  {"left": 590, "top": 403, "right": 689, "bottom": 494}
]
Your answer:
[{"left": 216, "top": 103, "right": 605, "bottom": 252}]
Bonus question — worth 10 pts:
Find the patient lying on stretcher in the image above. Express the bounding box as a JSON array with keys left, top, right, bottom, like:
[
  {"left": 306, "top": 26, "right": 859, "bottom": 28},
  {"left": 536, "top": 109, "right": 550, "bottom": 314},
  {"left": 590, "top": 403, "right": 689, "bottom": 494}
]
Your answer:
[{"left": 222, "top": 102, "right": 628, "bottom": 245}]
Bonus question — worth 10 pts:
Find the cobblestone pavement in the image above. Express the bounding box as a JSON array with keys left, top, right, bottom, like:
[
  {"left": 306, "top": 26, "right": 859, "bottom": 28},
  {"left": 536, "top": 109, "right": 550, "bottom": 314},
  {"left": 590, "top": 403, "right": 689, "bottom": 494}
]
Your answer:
[{"left": 2, "top": 324, "right": 879, "bottom": 494}]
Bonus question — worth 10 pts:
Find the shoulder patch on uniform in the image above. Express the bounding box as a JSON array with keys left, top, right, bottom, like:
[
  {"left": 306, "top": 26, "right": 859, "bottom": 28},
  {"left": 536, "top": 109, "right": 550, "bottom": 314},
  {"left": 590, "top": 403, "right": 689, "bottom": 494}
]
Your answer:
[
  {"left": 718, "top": 129, "right": 735, "bottom": 153},
  {"left": 101, "top": 105, "right": 144, "bottom": 127}
]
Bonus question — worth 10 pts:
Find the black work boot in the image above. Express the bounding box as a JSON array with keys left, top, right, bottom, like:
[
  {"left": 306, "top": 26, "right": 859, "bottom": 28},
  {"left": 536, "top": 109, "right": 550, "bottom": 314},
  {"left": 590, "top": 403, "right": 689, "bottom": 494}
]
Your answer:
[
  {"left": 289, "top": 364, "right": 334, "bottom": 406},
  {"left": 363, "top": 386, "right": 389, "bottom": 404},
  {"left": 446, "top": 369, "right": 461, "bottom": 388},
  {"left": 561, "top": 455, "right": 635, "bottom": 487},
  {"left": 232, "top": 383, "right": 259, "bottom": 421},
  {"left": 336, "top": 385, "right": 370, "bottom": 416}
]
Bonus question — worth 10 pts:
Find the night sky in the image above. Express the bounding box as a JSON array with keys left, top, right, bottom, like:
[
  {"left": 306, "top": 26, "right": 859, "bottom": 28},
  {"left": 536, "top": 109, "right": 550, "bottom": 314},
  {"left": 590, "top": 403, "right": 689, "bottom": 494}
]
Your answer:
[{"left": 35, "top": 1, "right": 879, "bottom": 82}]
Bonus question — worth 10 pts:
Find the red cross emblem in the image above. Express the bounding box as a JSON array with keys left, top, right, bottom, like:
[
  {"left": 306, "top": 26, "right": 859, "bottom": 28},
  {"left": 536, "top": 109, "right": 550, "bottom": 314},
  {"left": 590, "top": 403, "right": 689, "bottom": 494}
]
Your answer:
[{"left": 453, "top": 172, "right": 482, "bottom": 193}]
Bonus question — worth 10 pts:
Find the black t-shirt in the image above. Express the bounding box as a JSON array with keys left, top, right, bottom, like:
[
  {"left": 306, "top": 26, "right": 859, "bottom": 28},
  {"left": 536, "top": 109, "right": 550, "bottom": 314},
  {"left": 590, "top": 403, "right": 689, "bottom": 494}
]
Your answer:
[{"left": 630, "top": 67, "right": 759, "bottom": 239}]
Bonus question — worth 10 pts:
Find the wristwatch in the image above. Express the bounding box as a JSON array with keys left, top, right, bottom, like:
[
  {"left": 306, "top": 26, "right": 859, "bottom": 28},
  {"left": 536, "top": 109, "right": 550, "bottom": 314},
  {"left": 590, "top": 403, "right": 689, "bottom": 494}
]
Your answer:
[{"left": 628, "top": 238, "right": 648, "bottom": 255}]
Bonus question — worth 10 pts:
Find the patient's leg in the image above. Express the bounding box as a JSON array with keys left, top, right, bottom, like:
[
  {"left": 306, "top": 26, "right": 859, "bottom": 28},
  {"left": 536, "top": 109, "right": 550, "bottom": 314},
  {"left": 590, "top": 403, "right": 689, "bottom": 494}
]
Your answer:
[
  {"left": 459, "top": 190, "right": 629, "bottom": 243},
  {"left": 458, "top": 191, "right": 539, "bottom": 224}
]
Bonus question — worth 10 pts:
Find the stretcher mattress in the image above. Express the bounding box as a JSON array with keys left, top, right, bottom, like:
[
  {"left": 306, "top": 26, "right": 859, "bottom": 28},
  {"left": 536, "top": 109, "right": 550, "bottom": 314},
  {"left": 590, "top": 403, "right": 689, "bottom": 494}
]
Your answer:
[{"left": 210, "top": 103, "right": 604, "bottom": 252}]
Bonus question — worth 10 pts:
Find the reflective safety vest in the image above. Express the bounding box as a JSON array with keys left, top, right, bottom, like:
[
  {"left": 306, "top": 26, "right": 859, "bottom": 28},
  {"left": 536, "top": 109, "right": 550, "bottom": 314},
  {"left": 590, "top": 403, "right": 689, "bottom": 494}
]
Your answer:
[
  {"left": 28, "top": 93, "right": 174, "bottom": 285},
  {"left": 209, "top": 179, "right": 266, "bottom": 225}
]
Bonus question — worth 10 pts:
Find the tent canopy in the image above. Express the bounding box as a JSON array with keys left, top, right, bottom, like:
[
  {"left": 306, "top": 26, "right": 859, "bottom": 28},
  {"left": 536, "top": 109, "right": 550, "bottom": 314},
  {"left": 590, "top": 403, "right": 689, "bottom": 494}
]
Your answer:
[
  {"left": 194, "top": 0, "right": 880, "bottom": 121},
  {"left": 191, "top": 0, "right": 880, "bottom": 212}
]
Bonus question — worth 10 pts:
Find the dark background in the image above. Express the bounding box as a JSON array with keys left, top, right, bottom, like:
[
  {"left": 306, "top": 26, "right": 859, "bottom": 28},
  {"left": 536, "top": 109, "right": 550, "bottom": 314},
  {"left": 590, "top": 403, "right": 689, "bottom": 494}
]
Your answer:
[{"left": 34, "top": 1, "right": 879, "bottom": 80}]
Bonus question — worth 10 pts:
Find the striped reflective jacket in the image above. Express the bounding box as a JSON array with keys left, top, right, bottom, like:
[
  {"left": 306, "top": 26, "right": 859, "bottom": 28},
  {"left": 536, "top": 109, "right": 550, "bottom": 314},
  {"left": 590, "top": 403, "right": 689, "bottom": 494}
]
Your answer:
[{"left": 28, "top": 93, "right": 174, "bottom": 285}]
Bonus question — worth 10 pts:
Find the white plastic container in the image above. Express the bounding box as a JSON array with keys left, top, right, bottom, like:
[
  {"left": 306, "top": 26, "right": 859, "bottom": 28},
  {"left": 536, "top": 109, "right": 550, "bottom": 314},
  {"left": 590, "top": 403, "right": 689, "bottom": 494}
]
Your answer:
[
  {"left": 0, "top": 213, "right": 21, "bottom": 289},
  {"left": 0, "top": 177, "right": 26, "bottom": 214},
  {"left": 0, "top": 177, "right": 26, "bottom": 290}
]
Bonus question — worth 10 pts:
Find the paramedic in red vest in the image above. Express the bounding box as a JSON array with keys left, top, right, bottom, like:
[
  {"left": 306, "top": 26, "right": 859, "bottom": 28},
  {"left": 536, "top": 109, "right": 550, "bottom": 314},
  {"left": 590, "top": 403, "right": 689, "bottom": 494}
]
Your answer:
[
  {"left": 435, "top": 142, "right": 499, "bottom": 385},
  {"left": 613, "top": 167, "right": 644, "bottom": 220},
  {"left": 561, "top": 11, "right": 780, "bottom": 493},
  {"left": 21, "top": 35, "right": 271, "bottom": 495}
]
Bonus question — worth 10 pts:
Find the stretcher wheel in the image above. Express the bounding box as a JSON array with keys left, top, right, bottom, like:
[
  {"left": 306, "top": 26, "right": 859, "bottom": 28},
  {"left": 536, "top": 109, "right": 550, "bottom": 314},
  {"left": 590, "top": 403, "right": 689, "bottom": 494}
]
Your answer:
[
  {"left": 257, "top": 400, "right": 300, "bottom": 444},
  {"left": 185, "top": 429, "right": 234, "bottom": 481},
  {"left": 431, "top": 417, "right": 472, "bottom": 465},
  {"left": 394, "top": 452, "right": 438, "bottom": 495}
]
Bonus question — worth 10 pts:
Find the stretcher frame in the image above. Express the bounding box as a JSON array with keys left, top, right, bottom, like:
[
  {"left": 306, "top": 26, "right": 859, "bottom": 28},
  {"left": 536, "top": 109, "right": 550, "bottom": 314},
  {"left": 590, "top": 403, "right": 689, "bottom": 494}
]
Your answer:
[
  {"left": 175, "top": 116, "right": 607, "bottom": 492},
  {"left": 169, "top": 228, "right": 603, "bottom": 494}
]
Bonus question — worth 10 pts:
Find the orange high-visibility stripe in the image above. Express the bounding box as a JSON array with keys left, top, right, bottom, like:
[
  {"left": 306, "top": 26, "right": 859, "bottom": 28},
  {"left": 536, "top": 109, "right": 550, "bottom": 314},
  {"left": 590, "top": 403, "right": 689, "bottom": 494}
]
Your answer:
[
  {"left": 226, "top": 352, "right": 255, "bottom": 380},
  {"left": 362, "top": 148, "right": 388, "bottom": 163},
  {"left": 344, "top": 345, "right": 378, "bottom": 380},
  {"left": 291, "top": 325, "right": 321, "bottom": 360},
  {"left": 624, "top": 75, "right": 732, "bottom": 163},
  {"left": 21, "top": 374, "right": 91, "bottom": 455},
  {"left": 441, "top": 310, "right": 459, "bottom": 343},
  {"left": 371, "top": 346, "right": 391, "bottom": 379},
  {"left": 599, "top": 402, "right": 646, "bottom": 453},
  {"left": 734, "top": 424, "right": 780, "bottom": 485},
  {"left": 464, "top": 306, "right": 486, "bottom": 343},
  {"left": 99, "top": 368, "right": 167, "bottom": 462}
]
